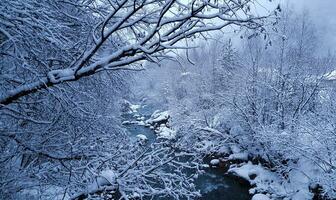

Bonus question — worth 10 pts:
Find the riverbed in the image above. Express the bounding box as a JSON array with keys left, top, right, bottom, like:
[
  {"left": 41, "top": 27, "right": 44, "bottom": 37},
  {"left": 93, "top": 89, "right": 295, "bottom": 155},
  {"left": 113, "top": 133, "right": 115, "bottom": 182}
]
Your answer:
[{"left": 122, "top": 104, "right": 251, "bottom": 200}]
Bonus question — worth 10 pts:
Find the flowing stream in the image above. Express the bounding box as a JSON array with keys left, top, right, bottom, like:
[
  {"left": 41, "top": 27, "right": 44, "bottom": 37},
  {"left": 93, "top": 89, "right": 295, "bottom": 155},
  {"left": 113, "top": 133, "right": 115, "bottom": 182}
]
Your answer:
[{"left": 122, "top": 104, "right": 251, "bottom": 200}]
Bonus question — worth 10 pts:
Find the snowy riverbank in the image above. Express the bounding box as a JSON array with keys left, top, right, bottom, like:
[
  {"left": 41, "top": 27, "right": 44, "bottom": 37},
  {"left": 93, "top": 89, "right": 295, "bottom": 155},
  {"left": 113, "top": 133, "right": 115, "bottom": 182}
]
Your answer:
[{"left": 121, "top": 100, "right": 326, "bottom": 200}]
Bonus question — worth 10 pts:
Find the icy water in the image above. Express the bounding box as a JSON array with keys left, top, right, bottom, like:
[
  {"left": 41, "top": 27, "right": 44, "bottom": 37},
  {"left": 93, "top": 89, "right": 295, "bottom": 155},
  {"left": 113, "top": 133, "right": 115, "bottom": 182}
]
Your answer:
[
  {"left": 195, "top": 167, "right": 250, "bottom": 200},
  {"left": 122, "top": 105, "right": 251, "bottom": 200}
]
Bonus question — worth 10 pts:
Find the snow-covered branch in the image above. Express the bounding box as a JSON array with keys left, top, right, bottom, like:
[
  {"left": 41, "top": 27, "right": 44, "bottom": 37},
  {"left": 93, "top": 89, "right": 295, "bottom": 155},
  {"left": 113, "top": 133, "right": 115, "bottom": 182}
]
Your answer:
[{"left": 0, "top": 0, "right": 274, "bottom": 105}]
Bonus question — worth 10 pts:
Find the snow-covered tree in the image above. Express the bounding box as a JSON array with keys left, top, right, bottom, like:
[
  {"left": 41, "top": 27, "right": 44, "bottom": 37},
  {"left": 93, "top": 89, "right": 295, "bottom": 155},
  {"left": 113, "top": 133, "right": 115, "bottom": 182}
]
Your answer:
[{"left": 0, "top": 0, "right": 276, "bottom": 199}]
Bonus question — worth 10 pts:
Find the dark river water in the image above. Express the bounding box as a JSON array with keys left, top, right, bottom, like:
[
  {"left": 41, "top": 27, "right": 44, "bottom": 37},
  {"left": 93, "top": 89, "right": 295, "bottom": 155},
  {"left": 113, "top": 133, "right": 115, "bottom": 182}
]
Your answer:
[{"left": 122, "top": 105, "right": 251, "bottom": 200}]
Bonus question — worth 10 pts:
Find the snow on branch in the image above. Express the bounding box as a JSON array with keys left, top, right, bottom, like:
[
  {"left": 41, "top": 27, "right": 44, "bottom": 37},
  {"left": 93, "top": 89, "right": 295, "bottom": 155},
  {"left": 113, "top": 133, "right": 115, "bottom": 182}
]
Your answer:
[
  {"left": 0, "top": 0, "right": 276, "bottom": 105},
  {"left": 47, "top": 68, "right": 76, "bottom": 83}
]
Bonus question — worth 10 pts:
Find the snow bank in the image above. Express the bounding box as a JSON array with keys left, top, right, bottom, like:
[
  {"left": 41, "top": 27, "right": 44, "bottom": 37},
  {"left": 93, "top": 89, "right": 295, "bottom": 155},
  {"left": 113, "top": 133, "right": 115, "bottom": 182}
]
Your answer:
[
  {"left": 252, "top": 194, "right": 270, "bottom": 200},
  {"left": 155, "top": 126, "right": 176, "bottom": 140},
  {"left": 228, "top": 161, "right": 314, "bottom": 199},
  {"left": 229, "top": 162, "right": 286, "bottom": 197}
]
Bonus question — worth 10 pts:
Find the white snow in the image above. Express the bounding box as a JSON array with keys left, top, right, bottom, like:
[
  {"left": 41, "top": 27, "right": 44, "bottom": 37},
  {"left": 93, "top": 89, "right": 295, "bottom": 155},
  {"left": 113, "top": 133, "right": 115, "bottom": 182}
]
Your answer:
[
  {"left": 145, "top": 110, "right": 169, "bottom": 125},
  {"left": 47, "top": 68, "right": 75, "bottom": 83},
  {"left": 88, "top": 170, "right": 116, "bottom": 193},
  {"left": 155, "top": 126, "right": 176, "bottom": 140},
  {"left": 228, "top": 160, "right": 315, "bottom": 199},
  {"left": 200, "top": 164, "right": 210, "bottom": 168},
  {"left": 122, "top": 120, "right": 145, "bottom": 126},
  {"left": 100, "top": 170, "right": 116, "bottom": 185},
  {"left": 228, "top": 162, "right": 286, "bottom": 197},
  {"left": 194, "top": 140, "right": 216, "bottom": 153},
  {"left": 122, "top": 120, "right": 131, "bottom": 125},
  {"left": 218, "top": 145, "right": 231, "bottom": 155},
  {"left": 252, "top": 194, "right": 270, "bottom": 200},
  {"left": 136, "top": 134, "right": 148, "bottom": 141},
  {"left": 136, "top": 121, "right": 146, "bottom": 126},
  {"left": 210, "top": 159, "right": 220, "bottom": 165},
  {"left": 230, "top": 145, "right": 241, "bottom": 154},
  {"left": 228, "top": 152, "right": 248, "bottom": 161},
  {"left": 292, "top": 189, "right": 312, "bottom": 200},
  {"left": 181, "top": 71, "right": 192, "bottom": 76},
  {"left": 323, "top": 70, "right": 336, "bottom": 80},
  {"left": 123, "top": 100, "right": 141, "bottom": 113}
]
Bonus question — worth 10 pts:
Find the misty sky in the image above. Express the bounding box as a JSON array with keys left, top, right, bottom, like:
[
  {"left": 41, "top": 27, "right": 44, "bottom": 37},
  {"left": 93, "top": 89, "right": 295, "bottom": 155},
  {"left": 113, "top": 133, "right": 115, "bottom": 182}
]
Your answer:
[
  {"left": 288, "top": 0, "right": 336, "bottom": 54},
  {"left": 222, "top": 0, "right": 336, "bottom": 55}
]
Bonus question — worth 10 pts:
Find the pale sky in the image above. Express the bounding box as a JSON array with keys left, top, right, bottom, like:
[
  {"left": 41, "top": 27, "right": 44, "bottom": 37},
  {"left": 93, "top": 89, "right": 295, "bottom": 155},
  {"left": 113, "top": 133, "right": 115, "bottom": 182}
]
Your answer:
[
  {"left": 222, "top": 0, "right": 336, "bottom": 54},
  {"left": 287, "top": 0, "right": 336, "bottom": 54}
]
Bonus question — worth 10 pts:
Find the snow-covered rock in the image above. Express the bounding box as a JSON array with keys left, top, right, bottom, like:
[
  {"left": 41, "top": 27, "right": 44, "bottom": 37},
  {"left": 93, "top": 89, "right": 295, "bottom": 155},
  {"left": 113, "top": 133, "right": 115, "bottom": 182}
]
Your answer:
[
  {"left": 122, "top": 100, "right": 141, "bottom": 113},
  {"left": 229, "top": 162, "right": 286, "bottom": 197},
  {"left": 218, "top": 145, "right": 231, "bottom": 155},
  {"left": 122, "top": 120, "right": 131, "bottom": 125},
  {"left": 230, "top": 145, "right": 241, "bottom": 154},
  {"left": 130, "top": 192, "right": 141, "bottom": 198},
  {"left": 136, "top": 121, "right": 146, "bottom": 126},
  {"left": 210, "top": 159, "right": 220, "bottom": 166},
  {"left": 155, "top": 126, "right": 176, "bottom": 140},
  {"left": 130, "top": 104, "right": 141, "bottom": 113},
  {"left": 252, "top": 194, "right": 270, "bottom": 200},
  {"left": 228, "top": 152, "right": 248, "bottom": 161},
  {"left": 200, "top": 164, "right": 210, "bottom": 168},
  {"left": 136, "top": 134, "right": 148, "bottom": 141},
  {"left": 229, "top": 158, "right": 318, "bottom": 199},
  {"left": 100, "top": 170, "right": 116, "bottom": 185},
  {"left": 145, "top": 110, "right": 170, "bottom": 126}
]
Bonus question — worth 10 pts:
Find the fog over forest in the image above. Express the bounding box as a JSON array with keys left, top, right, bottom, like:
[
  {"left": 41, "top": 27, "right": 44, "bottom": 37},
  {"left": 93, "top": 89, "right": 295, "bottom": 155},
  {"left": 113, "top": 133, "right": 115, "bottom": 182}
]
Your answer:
[
  {"left": 0, "top": 1, "right": 335, "bottom": 200},
  {"left": 289, "top": 0, "right": 336, "bottom": 53}
]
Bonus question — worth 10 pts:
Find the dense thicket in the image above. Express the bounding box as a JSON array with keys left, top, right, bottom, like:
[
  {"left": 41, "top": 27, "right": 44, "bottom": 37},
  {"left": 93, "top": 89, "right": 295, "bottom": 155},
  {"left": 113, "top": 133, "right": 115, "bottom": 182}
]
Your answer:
[
  {"left": 0, "top": 0, "right": 274, "bottom": 199},
  {"left": 133, "top": 9, "right": 336, "bottom": 198}
]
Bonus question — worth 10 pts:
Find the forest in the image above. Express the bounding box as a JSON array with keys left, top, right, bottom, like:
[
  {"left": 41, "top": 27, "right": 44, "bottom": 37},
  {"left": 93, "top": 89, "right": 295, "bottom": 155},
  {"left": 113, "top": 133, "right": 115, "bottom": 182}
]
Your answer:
[{"left": 0, "top": 0, "right": 335, "bottom": 200}]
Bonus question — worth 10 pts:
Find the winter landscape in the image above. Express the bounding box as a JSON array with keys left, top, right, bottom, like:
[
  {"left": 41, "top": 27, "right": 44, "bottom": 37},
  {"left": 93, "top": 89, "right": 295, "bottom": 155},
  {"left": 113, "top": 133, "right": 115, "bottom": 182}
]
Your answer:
[{"left": 0, "top": 0, "right": 335, "bottom": 199}]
